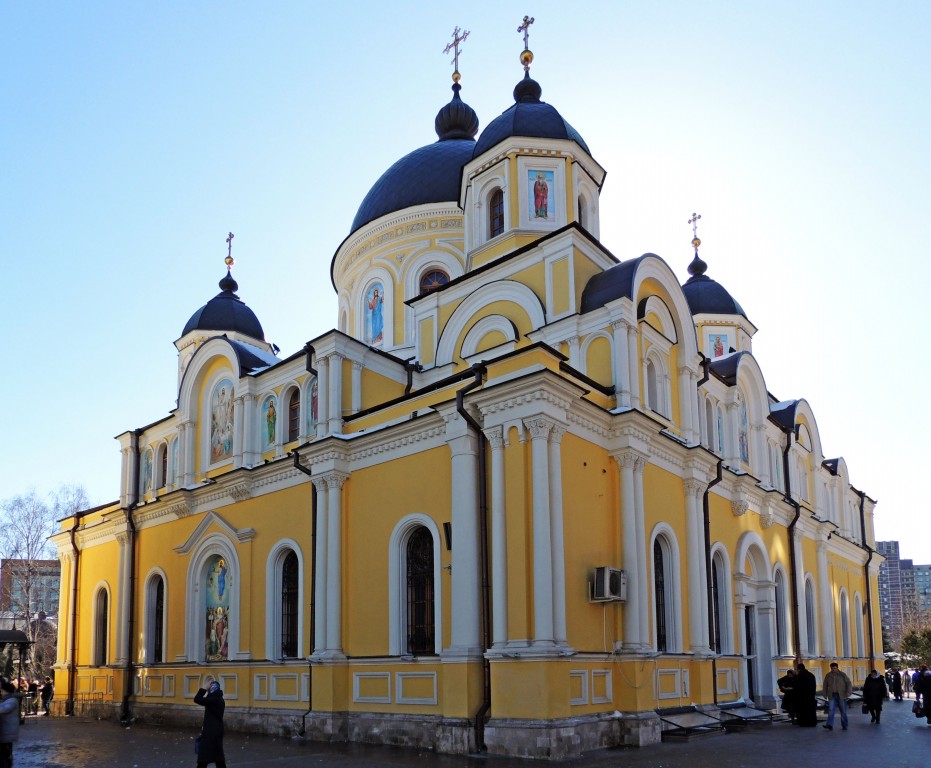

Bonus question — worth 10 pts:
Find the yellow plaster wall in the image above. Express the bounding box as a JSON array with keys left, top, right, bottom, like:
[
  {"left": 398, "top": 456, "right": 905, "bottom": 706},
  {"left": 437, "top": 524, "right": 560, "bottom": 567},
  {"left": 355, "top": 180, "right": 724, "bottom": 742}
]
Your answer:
[{"left": 584, "top": 335, "right": 612, "bottom": 388}]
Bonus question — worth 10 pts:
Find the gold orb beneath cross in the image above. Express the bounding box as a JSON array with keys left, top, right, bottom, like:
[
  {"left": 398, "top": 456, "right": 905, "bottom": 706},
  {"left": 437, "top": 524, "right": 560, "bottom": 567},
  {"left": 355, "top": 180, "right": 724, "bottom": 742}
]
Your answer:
[
  {"left": 520, "top": 49, "right": 534, "bottom": 66},
  {"left": 225, "top": 256, "right": 235, "bottom": 267},
  {"left": 692, "top": 237, "right": 701, "bottom": 249}
]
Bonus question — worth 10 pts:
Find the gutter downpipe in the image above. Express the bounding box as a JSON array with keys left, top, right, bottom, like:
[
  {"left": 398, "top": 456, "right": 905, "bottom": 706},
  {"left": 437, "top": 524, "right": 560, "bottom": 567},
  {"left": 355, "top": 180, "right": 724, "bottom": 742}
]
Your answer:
[
  {"left": 782, "top": 424, "right": 803, "bottom": 662},
  {"left": 455, "top": 364, "right": 490, "bottom": 753},
  {"left": 67, "top": 515, "right": 81, "bottom": 716},
  {"left": 404, "top": 358, "right": 422, "bottom": 396},
  {"left": 121, "top": 429, "right": 142, "bottom": 724},
  {"left": 858, "top": 491, "right": 876, "bottom": 664},
  {"left": 291, "top": 450, "right": 316, "bottom": 735},
  {"left": 696, "top": 357, "right": 723, "bottom": 705}
]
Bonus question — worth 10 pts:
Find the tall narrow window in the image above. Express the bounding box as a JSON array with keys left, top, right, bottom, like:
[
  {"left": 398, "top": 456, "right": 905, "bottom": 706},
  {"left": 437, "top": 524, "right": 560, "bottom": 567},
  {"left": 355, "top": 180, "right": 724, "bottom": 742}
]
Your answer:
[
  {"left": 288, "top": 390, "right": 300, "bottom": 443},
  {"left": 774, "top": 571, "right": 787, "bottom": 656},
  {"left": 406, "top": 527, "right": 435, "bottom": 655},
  {"left": 489, "top": 188, "right": 504, "bottom": 238},
  {"left": 158, "top": 447, "right": 168, "bottom": 489},
  {"left": 710, "top": 557, "right": 722, "bottom": 654},
  {"left": 654, "top": 538, "right": 667, "bottom": 653},
  {"left": 805, "top": 580, "right": 817, "bottom": 653},
  {"left": 646, "top": 359, "right": 659, "bottom": 413},
  {"left": 94, "top": 590, "right": 109, "bottom": 666},
  {"left": 577, "top": 195, "right": 586, "bottom": 229},
  {"left": 153, "top": 577, "right": 165, "bottom": 663},
  {"left": 281, "top": 551, "right": 299, "bottom": 658}
]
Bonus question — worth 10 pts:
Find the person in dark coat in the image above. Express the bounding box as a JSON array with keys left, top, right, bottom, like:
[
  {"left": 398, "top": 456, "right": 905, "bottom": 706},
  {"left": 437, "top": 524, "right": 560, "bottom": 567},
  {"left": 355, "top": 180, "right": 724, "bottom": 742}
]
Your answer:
[
  {"left": 862, "top": 669, "right": 888, "bottom": 723},
  {"left": 794, "top": 663, "right": 818, "bottom": 727},
  {"left": 777, "top": 669, "right": 797, "bottom": 722},
  {"left": 194, "top": 678, "right": 226, "bottom": 768},
  {"left": 891, "top": 669, "right": 903, "bottom": 701}
]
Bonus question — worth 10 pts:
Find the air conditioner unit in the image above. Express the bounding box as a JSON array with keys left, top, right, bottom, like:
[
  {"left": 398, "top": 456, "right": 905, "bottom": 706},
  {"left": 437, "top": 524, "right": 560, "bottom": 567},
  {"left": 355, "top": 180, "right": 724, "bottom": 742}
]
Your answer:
[{"left": 591, "top": 566, "right": 627, "bottom": 602}]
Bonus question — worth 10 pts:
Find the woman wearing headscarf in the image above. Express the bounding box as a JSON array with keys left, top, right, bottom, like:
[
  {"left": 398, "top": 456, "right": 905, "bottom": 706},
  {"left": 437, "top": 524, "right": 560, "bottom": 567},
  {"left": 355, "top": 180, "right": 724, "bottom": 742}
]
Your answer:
[
  {"left": 862, "top": 669, "right": 888, "bottom": 723},
  {"left": 194, "top": 676, "right": 226, "bottom": 768}
]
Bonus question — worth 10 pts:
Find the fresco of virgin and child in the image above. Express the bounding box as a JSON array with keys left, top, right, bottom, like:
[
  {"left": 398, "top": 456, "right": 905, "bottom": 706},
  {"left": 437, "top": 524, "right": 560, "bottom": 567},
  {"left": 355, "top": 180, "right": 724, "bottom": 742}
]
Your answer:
[{"left": 205, "top": 554, "right": 231, "bottom": 661}]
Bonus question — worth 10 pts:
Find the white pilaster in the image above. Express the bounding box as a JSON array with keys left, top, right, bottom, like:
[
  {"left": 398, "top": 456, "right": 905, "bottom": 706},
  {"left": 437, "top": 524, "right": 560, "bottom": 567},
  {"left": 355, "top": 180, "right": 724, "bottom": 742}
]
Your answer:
[
  {"left": 548, "top": 424, "right": 569, "bottom": 648},
  {"left": 612, "top": 320, "right": 631, "bottom": 408},
  {"left": 115, "top": 530, "right": 131, "bottom": 665},
  {"left": 232, "top": 394, "right": 244, "bottom": 469},
  {"left": 684, "top": 478, "right": 710, "bottom": 654},
  {"left": 626, "top": 323, "right": 640, "bottom": 410},
  {"left": 327, "top": 354, "right": 342, "bottom": 435},
  {"left": 615, "top": 450, "right": 641, "bottom": 650},
  {"left": 817, "top": 538, "right": 835, "bottom": 656},
  {"left": 324, "top": 471, "right": 348, "bottom": 657},
  {"left": 351, "top": 361, "right": 363, "bottom": 414},
  {"left": 241, "top": 393, "right": 258, "bottom": 467},
  {"left": 315, "top": 357, "right": 329, "bottom": 439},
  {"left": 634, "top": 455, "right": 651, "bottom": 648},
  {"left": 312, "top": 479, "right": 328, "bottom": 657},
  {"left": 486, "top": 426, "right": 508, "bottom": 651},
  {"left": 525, "top": 416, "right": 555, "bottom": 649}
]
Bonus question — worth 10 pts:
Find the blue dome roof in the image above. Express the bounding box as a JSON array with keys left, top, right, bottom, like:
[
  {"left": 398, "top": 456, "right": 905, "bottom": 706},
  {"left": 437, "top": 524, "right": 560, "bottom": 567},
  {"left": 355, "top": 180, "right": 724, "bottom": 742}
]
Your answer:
[
  {"left": 182, "top": 269, "right": 265, "bottom": 340},
  {"left": 349, "top": 85, "right": 478, "bottom": 235},
  {"left": 681, "top": 254, "right": 748, "bottom": 319},
  {"left": 473, "top": 73, "right": 590, "bottom": 158}
]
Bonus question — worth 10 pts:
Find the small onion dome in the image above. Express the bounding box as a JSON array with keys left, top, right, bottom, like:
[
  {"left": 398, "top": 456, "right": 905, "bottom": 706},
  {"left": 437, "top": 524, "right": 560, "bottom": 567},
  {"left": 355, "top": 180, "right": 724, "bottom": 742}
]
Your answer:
[
  {"left": 349, "top": 83, "right": 478, "bottom": 235},
  {"left": 681, "top": 253, "right": 749, "bottom": 319},
  {"left": 181, "top": 265, "right": 265, "bottom": 340},
  {"left": 474, "top": 71, "right": 590, "bottom": 158}
]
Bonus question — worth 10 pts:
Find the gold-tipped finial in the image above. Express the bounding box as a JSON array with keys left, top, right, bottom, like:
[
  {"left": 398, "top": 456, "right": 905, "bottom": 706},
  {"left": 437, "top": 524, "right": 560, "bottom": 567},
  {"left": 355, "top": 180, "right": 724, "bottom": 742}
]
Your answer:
[
  {"left": 225, "top": 231, "right": 235, "bottom": 267},
  {"left": 688, "top": 213, "right": 701, "bottom": 254},
  {"left": 517, "top": 15, "right": 535, "bottom": 70},
  {"left": 443, "top": 26, "right": 470, "bottom": 83}
]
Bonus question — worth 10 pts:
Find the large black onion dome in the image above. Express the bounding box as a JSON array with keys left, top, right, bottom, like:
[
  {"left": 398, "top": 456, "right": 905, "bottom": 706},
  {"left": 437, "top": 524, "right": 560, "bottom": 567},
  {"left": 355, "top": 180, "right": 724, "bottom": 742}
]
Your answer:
[
  {"left": 474, "top": 72, "right": 590, "bottom": 158},
  {"left": 349, "top": 85, "right": 478, "bottom": 235},
  {"left": 681, "top": 254, "right": 749, "bottom": 319},
  {"left": 182, "top": 268, "right": 265, "bottom": 339}
]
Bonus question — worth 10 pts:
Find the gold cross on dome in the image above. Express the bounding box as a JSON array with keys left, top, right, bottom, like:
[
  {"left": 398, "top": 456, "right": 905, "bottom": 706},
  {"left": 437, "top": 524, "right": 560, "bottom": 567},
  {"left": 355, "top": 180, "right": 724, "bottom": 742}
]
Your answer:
[
  {"left": 688, "top": 213, "right": 702, "bottom": 253},
  {"left": 517, "top": 15, "right": 535, "bottom": 50},
  {"left": 226, "top": 231, "right": 235, "bottom": 266},
  {"left": 443, "top": 26, "right": 470, "bottom": 75}
]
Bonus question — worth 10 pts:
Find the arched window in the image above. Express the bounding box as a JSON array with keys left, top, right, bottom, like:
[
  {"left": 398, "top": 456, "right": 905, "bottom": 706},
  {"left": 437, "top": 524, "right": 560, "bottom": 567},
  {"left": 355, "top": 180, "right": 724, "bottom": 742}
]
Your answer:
[
  {"left": 489, "top": 188, "right": 504, "bottom": 238},
  {"left": 646, "top": 359, "right": 659, "bottom": 415},
  {"left": 288, "top": 390, "right": 300, "bottom": 443},
  {"left": 840, "top": 591, "right": 851, "bottom": 657},
  {"left": 577, "top": 195, "right": 586, "bottom": 229},
  {"left": 419, "top": 270, "right": 449, "bottom": 294},
  {"left": 774, "top": 570, "right": 788, "bottom": 656},
  {"left": 711, "top": 554, "right": 724, "bottom": 653},
  {"left": 281, "top": 551, "right": 299, "bottom": 658},
  {"left": 805, "top": 579, "right": 817, "bottom": 654},
  {"left": 145, "top": 574, "right": 166, "bottom": 664},
  {"left": 406, "top": 526, "right": 435, "bottom": 655},
  {"left": 653, "top": 536, "right": 678, "bottom": 653},
  {"left": 157, "top": 445, "right": 168, "bottom": 489},
  {"left": 94, "top": 588, "right": 109, "bottom": 666}
]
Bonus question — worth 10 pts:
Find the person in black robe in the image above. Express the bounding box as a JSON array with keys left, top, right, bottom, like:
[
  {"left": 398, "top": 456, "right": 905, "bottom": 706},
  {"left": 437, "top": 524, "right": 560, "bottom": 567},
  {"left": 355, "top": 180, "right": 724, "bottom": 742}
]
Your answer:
[
  {"left": 794, "top": 663, "right": 818, "bottom": 727},
  {"left": 891, "top": 669, "right": 903, "bottom": 701},
  {"left": 777, "top": 669, "right": 797, "bottom": 722},
  {"left": 862, "top": 669, "right": 888, "bottom": 723},
  {"left": 194, "top": 678, "right": 226, "bottom": 768}
]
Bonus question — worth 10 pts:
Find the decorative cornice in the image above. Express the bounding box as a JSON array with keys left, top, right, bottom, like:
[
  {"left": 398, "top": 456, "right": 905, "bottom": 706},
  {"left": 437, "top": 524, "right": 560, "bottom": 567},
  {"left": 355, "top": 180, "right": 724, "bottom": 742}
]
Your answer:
[
  {"left": 523, "top": 416, "right": 555, "bottom": 441},
  {"left": 228, "top": 481, "right": 253, "bottom": 502}
]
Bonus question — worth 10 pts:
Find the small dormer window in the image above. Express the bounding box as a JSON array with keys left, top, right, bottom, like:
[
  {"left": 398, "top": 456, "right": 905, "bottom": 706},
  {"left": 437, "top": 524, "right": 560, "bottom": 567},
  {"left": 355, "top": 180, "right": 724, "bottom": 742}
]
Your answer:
[
  {"left": 419, "top": 270, "right": 449, "bottom": 294},
  {"left": 489, "top": 188, "right": 504, "bottom": 238}
]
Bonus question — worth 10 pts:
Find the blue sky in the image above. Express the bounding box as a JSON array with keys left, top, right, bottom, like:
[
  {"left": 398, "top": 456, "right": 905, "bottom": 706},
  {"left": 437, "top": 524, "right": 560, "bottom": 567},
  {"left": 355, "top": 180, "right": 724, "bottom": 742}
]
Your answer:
[{"left": 3, "top": 2, "right": 929, "bottom": 559}]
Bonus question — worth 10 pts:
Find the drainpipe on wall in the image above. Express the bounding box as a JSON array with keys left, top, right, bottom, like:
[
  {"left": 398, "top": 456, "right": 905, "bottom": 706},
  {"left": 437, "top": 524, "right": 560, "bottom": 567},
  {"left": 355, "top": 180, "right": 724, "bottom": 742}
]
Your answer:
[
  {"left": 703, "top": 458, "right": 723, "bottom": 705},
  {"left": 781, "top": 425, "right": 803, "bottom": 662},
  {"left": 404, "top": 358, "right": 422, "bottom": 396},
  {"left": 455, "top": 364, "right": 490, "bottom": 753},
  {"left": 67, "top": 516, "right": 81, "bottom": 716},
  {"left": 857, "top": 491, "right": 876, "bottom": 663},
  {"left": 291, "top": 450, "right": 316, "bottom": 735},
  {"left": 120, "top": 429, "right": 142, "bottom": 724}
]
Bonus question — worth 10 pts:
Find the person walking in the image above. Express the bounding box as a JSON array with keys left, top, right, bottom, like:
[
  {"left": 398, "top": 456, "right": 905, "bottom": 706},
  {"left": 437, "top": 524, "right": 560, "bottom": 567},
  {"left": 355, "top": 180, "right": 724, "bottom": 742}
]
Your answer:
[
  {"left": 777, "top": 669, "right": 797, "bottom": 723},
  {"left": 891, "top": 669, "right": 903, "bottom": 701},
  {"left": 904, "top": 668, "right": 912, "bottom": 698},
  {"left": 194, "top": 677, "right": 226, "bottom": 768},
  {"left": 794, "top": 663, "right": 819, "bottom": 727},
  {"left": 862, "top": 669, "right": 888, "bottom": 723},
  {"left": 914, "top": 664, "right": 931, "bottom": 725},
  {"left": 822, "top": 662, "right": 852, "bottom": 731},
  {"left": 0, "top": 680, "right": 21, "bottom": 768},
  {"left": 40, "top": 677, "right": 53, "bottom": 716}
]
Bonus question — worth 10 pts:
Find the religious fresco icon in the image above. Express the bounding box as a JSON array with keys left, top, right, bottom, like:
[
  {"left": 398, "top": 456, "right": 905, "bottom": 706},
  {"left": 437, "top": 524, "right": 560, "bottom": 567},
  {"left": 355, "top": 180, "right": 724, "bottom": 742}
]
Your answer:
[
  {"left": 365, "top": 282, "right": 385, "bottom": 346},
  {"left": 263, "top": 395, "right": 277, "bottom": 448},
  {"left": 210, "top": 379, "right": 234, "bottom": 462},
  {"left": 205, "top": 554, "right": 231, "bottom": 661},
  {"left": 708, "top": 332, "right": 730, "bottom": 359},
  {"left": 307, "top": 377, "right": 318, "bottom": 432},
  {"left": 527, "top": 170, "right": 555, "bottom": 221}
]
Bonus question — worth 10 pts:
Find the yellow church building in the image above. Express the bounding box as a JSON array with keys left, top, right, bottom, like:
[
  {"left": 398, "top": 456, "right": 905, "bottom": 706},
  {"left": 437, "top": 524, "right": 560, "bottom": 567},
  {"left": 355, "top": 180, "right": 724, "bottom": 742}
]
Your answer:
[{"left": 52, "top": 37, "right": 881, "bottom": 759}]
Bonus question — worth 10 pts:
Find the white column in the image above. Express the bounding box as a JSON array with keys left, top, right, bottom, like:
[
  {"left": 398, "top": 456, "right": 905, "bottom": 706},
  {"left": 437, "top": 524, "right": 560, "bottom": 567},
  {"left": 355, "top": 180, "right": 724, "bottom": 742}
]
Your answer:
[
  {"left": 315, "top": 357, "right": 329, "bottom": 439},
  {"left": 119, "top": 444, "right": 134, "bottom": 507},
  {"left": 612, "top": 320, "right": 631, "bottom": 408},
  {"left": 115, "top": 531, "right": 131, "bottom": 665},
  {"left": 793, "top": 528, "right": 808, "bottom": 657},
  {"left": 351, "top": 361, "right": 363, "bottom": 414},
  {"left": 752, "top": 424, "right": 769, "bottom": 485},
  {"left": 684, "top": 478, "right": 710, "bottom": 654},
  {"left": 627, "top": 323, "right": 641, "bottom": 410},
  {"left": 566, "top": 336, "right": 581, "bottom": 370},
  {"left": 817, "top": 538, "right": 835, "bottom": 656},
  {"left": 446, "top": 426, "right": 482, "bottom": 657},
  {"left": 678, "top": 366, "right": 695, "bottom": 443},
  {"left": 312, "top": 479, "right": 328, "bottom": 657},
  {"left": 634, "top": 456, "right": 651, "bottom": 648},
  {"left": 549, "top": 424, "right": 569, "bottom": 647},
  {"left": 486, "top": 426, "right": 508, "bottom": 651},
  {"left": 725, "top": 401, "right": 740, "bottom": 467},
  {"left": 232, "top": 394, "right": 244, "bottom": 468},
  {"left": 56, "top": 549, "right": 75, "bottom": 667},
  {"left": 241, "top": 393, "right": 258, "bottom": 467},
  {"left": 180, "top": 420, "right": 195, "bottom": 487},
  {"left": 615, "top": 450, "right": 641, "bottom": 650},
  {"left": 324, "top": 471, "right": 348, "bottom": 657},
  {"left": 525, "top": 416, "right": 555, "bottom": 649},
  {"left": 327, "top": 354, "right": 343, "bottom": 435}
]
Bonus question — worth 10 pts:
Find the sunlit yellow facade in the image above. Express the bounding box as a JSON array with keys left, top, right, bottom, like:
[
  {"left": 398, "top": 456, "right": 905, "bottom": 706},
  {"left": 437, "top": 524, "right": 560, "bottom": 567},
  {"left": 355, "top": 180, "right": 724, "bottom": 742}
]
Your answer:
[{"left": 52, "top": 58, "right": 880, "bottom": 759}]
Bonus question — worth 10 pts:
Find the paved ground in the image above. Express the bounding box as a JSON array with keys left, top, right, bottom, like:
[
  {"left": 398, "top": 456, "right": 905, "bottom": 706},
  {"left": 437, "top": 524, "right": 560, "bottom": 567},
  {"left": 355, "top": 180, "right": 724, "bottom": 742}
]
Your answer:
[{"left": 10, "top": 697, "right": 931, "bottom": 767}]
